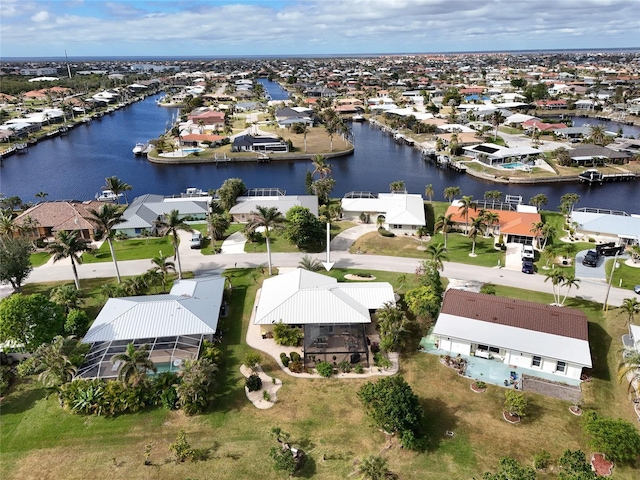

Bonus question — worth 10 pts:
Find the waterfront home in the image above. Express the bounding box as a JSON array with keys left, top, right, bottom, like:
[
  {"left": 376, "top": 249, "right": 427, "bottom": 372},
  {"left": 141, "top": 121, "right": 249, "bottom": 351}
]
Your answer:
[
  {"left": 553, "top": 126, "right": 591, "bottom": 140},
  {"left": 13, "top": 200, "right": 105, "bottom": 241},
  {"left": 231, "top": 134, "right": 289, "bottom": 153},
  {"left": 444, "top": 201, "right": 541, "bottom": 244},
  {"left": 179, "top": 133, "right": 226, "bottom": 147},
  {"left": 114, "top": 194, "right": 209, "bottom": 238},
  {"left": 431, "top": 289, "right": 592, "bottom": 386},
  {"left": 567, "top": 145, "right": 631, "bottom": 166},
  {"left": 535, "top": 99, "right": 568, "bottom": 109},
  {"left": 463, "top": 143, "right": 542, "bottom": 166},
  {"left": 570, "top": 208, "right": 639, "bottom": 246},
  {"left": 187, "top": 109, "right": 225, "bottom": 127},
  {"left": 229, "top": 188, "right": 318, "bottom": 222},
  {"left": 78, "top": 276, "right": 225, "bottom": 379},
  {"left": 341, "top": 192, "right": 426, "bottom": 234},
  {"left": 253, "top": 268, "right": 395, "bottom": 367},
  {"left": 522, "top": 119, "right": 567, "bottom": 133}
]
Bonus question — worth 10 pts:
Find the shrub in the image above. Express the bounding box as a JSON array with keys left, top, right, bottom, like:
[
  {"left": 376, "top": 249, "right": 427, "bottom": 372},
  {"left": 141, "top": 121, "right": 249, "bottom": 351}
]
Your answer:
[
  {"left": 273, "top": 323, "right": 302, "bottom": 346},
  {"left": 378, "top": 227, "right": 395, "bottom": 237},
  {"left": 288, "top": 361, "right": 304, "bottom": 373},
  {"left": 374, "top": 352, "right": 392, "bottom": 370},
  {"left": 0, "top": 365, "right": 13, "bottom": 396},
  {"left": 289, "top": 351, "right": 301, "bottom": 363},
  {"left": 338, "top": 360, "right": 351, "bottom": 373},
  {"left": 169, "top": 430, "right": 194, "bottom": 463},
  {"left": 533, "top": 450, "right": 551, "bottom": 470},
  {"left": 246, "top": 373, "right": 263, "bottom": 392},
  {"left": 316, "top": 361, "right": 333, "bottom": 377},
  {"left": 370, "top": 341, "right": 380, "bottom": 354},
  {"left": 504, "top": 390, "right": 527, "bottom": 417},
  {"left": 279, "top": 352, "right": 290, "bottom": 367},
  {"left": 64, "top": 309, "right": 91, "bottom": 336},
  {"left": 480, "top": 283, "right": 496, "bottom": 295},
  {"left": 475, "top": 381, "right": 487, "bottom": 389},
  {"left": 263, "top": 390, "right": 271, "bottom": 401},
  {"left": 244, "top": 351, "right": 262, "bottom": 370},
  {"left": 354, "top": 364, "right": 365, "bottom": 374},
  {"left": 355, "top": 272, "right": 373, "bottom": 278}
]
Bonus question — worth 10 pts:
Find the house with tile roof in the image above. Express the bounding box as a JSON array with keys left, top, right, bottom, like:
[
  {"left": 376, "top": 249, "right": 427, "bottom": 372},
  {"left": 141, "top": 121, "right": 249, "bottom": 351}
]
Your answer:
[
  {"left": 444, "top": 200, "right": 541, "bottom": 244},
  {"left": 229, "top": 189, "right": 318, "bottom": 222},
  {"left": 13, "top": 200, "right": 106, "bottom": 241},
  {"left": 341, "top": 192, "right": 426, "bottom": 234},
  {"left": 432, "top": 290, "right": 592, "bottom": 385},
  {"left": 78, "top": 276, "right": 225, "bottom": 379},
  {"left": 254, "top": 269, "right": 395, "bottom": 367}
]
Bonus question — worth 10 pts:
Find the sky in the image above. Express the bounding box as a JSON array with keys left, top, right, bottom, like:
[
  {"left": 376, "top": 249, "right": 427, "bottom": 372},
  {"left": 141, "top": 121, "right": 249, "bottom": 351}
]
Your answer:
[{"left": 1, "top": 0, "right": 639, "bottom": 58}]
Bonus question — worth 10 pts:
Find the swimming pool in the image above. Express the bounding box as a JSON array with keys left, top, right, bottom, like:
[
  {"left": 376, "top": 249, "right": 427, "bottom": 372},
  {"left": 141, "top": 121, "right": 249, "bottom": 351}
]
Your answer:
[
  {"left": 182, "top": 148, "right": 203, "bottom": 154},
  {"left": 500, "top": 162, "right": 526, "bottom": 169}
]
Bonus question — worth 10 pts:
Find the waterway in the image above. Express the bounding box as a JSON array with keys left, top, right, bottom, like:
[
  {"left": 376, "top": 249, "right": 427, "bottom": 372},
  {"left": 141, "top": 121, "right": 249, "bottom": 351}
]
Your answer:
[{"left": 0, "top": 82, "right": 638, "bottom": 213}]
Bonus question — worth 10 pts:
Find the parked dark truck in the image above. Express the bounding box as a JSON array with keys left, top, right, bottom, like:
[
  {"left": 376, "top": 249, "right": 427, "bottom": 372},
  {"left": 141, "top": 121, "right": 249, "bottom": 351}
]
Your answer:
[{"left": 595, "top": 243, "right": 625, "bottom": 256}]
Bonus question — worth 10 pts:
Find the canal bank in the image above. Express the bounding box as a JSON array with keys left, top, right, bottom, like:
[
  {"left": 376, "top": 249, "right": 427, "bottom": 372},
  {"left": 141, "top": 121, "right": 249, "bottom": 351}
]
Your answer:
[{"left": 146, "top": 146, "right": 354, "bottom": 164}]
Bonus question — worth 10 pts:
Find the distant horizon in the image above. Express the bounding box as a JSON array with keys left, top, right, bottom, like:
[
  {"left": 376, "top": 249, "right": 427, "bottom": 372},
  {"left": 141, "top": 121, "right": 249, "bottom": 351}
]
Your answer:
[
  {"left": 2, "top": 1, "right": 638, "bottom": 58},
  {"left": 4, "top": 47, "right": 640, "bottom": 63}
]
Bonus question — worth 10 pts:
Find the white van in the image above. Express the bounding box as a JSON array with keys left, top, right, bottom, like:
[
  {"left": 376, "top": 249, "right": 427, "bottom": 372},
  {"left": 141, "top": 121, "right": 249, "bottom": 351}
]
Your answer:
[{"left": 190, "top": 232, "right": 203, "bottom": 249}]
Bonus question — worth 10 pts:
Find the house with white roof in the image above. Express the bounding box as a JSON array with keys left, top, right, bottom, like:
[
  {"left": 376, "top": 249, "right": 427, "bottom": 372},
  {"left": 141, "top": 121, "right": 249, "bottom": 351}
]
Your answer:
[
  {"left": 463, "top": 143, "right": 542, "bottom": 166},
  {"left": 341, "top": 192, "right": 426, "bottom": 234},
  {"left": 254, "top": 269, "right": 395, "bottom": 366},
  {"left": 432, "top": 290, "right": 592, "bottom": 386},
  {"left": 229, "top": 188, "right": 318, "bottom": 222},
  {"left": 78, "top": 276, "right": 225, "bottom": 379},
  {"left": 115, "top": 194, "right": 209, "bottom": 238},
  {"left": 570, "top": 208, "right": 640, "bottom": 246}
]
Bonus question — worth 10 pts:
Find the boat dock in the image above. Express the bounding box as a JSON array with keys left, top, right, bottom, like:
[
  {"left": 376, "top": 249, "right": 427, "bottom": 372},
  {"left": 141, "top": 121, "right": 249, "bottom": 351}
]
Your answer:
[{"left": 579, "top": 169, "right": 636, "bottom": 184}]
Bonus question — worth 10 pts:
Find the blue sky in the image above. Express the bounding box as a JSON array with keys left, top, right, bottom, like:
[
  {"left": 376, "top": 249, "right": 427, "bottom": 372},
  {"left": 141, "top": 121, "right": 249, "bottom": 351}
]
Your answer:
[{"left": 1, "top": 0, "right": 638, "bottom": 58}]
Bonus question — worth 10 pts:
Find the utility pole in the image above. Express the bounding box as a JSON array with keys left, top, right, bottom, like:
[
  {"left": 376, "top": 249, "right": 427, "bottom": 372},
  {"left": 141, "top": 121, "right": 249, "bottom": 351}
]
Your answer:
[{"left": 603, "top": 250, "right": 620, "bottom": 312}]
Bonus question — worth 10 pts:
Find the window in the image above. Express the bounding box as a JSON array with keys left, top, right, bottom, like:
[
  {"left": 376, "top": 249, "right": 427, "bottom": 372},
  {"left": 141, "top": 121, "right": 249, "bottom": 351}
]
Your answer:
[
  {"left": 489, "top": 346, "right": 500, "bottom": 354},
  {"left": 532, "top": 356, "right": 541, "bottom": 367},
  {"left": 392, "top": 224, "right": 402, "bottom": 229},
  {"left": 477, "top": 344, "right": 489, "bottom": 351},
  {"left": 556, "top": 361, "right": 566, "bottom": 373}
]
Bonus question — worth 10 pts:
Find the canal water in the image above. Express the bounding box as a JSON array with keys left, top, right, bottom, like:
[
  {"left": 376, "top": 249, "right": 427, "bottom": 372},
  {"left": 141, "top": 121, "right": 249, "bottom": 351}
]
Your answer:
[{"left": 0, "top": 81, "right": 637, "bottom": 213}]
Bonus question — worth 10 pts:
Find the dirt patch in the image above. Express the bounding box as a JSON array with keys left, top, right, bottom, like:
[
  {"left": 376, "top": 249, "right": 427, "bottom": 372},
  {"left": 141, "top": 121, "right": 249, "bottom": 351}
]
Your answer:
[
  {"left": 502, "top": 411, "right": 521, "bottom": 424},
  {"left": 590, "top": 453, "right": 613, "bottom": 476}
]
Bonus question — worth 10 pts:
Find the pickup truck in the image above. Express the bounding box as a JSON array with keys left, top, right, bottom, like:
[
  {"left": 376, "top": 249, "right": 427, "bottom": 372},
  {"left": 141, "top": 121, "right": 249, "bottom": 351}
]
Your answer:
[
  {"left": 596, "top": 243, "right": 624, "bottom": 256},
  {"left": 521, "top": 244, "right": 535, "bottom": 260}
]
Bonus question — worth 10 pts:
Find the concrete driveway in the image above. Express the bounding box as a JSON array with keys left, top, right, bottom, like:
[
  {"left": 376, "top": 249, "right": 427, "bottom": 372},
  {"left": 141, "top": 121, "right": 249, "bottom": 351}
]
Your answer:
[{"left": 330, "top": 223, "right": 378, "bottom": 251}]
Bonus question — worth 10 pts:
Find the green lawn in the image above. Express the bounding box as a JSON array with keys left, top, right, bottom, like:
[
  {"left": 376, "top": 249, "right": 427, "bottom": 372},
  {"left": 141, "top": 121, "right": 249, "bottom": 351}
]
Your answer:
[
  {"left": 197, "top": 223, "right": 244, "bottom": 255},
  {"left": 3, "top": 270, "right": 640, "bottom": 479},
  {"left": 606, "top": 259, "right": 640, "bottom": 293},
  {"left": 82, "top": 237, "right": 174, "bottom": 263},
  {"left": 29, "top": 252, "right": 51, "bottom": 267}
]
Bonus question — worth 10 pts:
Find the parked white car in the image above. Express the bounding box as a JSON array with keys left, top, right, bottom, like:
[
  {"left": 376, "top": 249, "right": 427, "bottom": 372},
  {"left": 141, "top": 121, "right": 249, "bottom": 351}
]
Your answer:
[
  {"left": 190, "top": 232, "right": 203, "bottom": 249},
  {"left": 521, "top": 244, "right": 535, "bottom": 260}
]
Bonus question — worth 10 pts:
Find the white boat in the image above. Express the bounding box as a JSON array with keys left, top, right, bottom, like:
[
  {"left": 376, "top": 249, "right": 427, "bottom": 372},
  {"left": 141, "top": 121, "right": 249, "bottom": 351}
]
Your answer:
[
  {"left": 352, "top": 114, "right": 365, "bottom": 122},
  {"left": 181, "top": 187, "right": 208, "bottom": 197},
  {"left": 95, "top": 190, "right": 122, "bottom": 202},
  {"left": 132, "top": 142, "right": 148, "bottom": 155}
]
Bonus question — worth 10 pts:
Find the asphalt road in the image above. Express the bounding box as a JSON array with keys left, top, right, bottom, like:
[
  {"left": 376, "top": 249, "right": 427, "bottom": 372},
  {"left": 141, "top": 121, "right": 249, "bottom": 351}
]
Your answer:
[{"left": 23, "top": 249, "right": 634, "bottom": 308}]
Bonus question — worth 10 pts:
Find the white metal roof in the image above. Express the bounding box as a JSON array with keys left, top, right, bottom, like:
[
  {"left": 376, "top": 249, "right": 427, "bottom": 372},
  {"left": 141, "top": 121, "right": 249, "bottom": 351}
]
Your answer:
[
  {"left": 341, "top": 193, "right": 425, "bottom": 227},
  {"left": 433, "top": 313, "right": 592, "bottom": 367},
  {"left": 571, "top": 211, "right": 640, "bottom": 241},
  {"left": 83, "top": 276, "right": 225, "bottom": 343},
  {"left": 254, "top": 269, "right": 395, "bottom": 325},
  {"left": 229, "top": 195, "right": 318, "bottom": 217}
]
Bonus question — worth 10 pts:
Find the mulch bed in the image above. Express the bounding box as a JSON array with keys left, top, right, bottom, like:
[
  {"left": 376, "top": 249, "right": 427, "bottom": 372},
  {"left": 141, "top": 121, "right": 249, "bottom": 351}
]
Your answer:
[
  {"left": 569, "top": 405, "right": 583, "bottom": 416},
  {"left": 470, "top": 382, "right": 486, "bottom": 393},
  {"left": 590, "top": 453, "right": 613, "bottom": 477},
  {"left": 502, "top": 411, "right": 521, "bottom": 424}
]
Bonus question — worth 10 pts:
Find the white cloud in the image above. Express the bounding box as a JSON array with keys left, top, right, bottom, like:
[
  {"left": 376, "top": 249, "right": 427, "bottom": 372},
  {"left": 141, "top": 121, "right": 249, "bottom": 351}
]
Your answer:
[{"left": 31, "top": 11, "right": 50, "bottom": 23}]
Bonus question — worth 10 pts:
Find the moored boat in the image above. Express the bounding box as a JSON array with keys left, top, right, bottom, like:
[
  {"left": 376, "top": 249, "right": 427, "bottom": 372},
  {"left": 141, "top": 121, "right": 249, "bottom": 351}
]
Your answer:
[
  {"left": 95, "top": 189, "right": 123, "bottom": 202},
  {"left": 132, "top": 142, "right": 149, "bottom": 155}
]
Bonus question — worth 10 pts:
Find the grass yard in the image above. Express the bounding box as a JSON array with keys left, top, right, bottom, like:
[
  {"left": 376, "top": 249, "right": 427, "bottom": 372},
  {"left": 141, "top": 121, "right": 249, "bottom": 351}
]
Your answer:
[
  {"left": 82, "top": 237, "right": 174, "bottom": 263},
  {"left": 3, "top": 270, "right": 640, "bottom": 479},
  {"left": 193, "top": 223, "right": 245, "bottom": 255},
  {"left": 606, "top": 259, "right": 640, "bottom": 293},
  {"left": 29, "top": 252, "right": 51, "bottom": 267},
  {"left": 350, "top": 230, "right": 505, "bottom": 268}
]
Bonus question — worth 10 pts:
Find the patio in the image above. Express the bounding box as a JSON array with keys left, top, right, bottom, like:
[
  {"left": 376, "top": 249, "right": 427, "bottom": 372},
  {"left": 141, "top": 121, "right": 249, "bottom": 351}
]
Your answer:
[{"left": 420, "top": 334, "right": 582, "bottom": 390}]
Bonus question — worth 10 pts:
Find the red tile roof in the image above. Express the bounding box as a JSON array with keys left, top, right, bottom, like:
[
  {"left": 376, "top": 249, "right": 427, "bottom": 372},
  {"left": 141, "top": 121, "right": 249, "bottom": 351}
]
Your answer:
[
  {"left": 441, "top": 290, "right": 589, "bottom": 340},
  {"left": 444, "top": 205, "right": 541, "bottom": 236}
]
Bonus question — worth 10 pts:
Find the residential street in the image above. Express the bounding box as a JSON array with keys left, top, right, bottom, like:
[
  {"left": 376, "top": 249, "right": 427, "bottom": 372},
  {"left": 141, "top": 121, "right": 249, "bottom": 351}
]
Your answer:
[{"left": 23, "top": 247, "right": 633, "bottom": 308}]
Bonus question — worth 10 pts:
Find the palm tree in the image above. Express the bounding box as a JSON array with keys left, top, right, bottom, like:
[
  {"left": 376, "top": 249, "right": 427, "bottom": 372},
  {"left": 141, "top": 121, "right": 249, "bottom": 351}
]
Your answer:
[
  {"left": 150, "top": 254, "right": 176, "bottom": 292},
  {"left": 389, "top": 180, "right": 406, "bottom": 193},
  {"left": 434, "top": 213, "right": 454, "bottom": 250},
  {"left": 154, "top": 209, "right": 193, "bottom": 279},
  {"left": 209, "top": 213, "right": 230, "bottom": 253},
  {"left": 49, "top": 284, "right": 82, "bottom": 315},
  {"left": 311, "top": 154, "right": 332, "bottom": 179},
  {"left": 588, "top": 124, "right": 607, "bottom": 146},
  {"left": 299, "top": 254, "right": 323, "bottom": 272},
  {"left": 490, "top": 110, "right": 505, "bottom": 140},
  {"left": 544, "top": 270, "right": 566, "bottom": 305},
  {"left": 619, "top": 298, "right": 640, "bottom": 327},
  {"left": 35, "top": 191, "right": 48, "bottom": 202},
  {"left": 356, "top": 454, "right": 392, "bottom": 480},
  {"left": 424, "top": 184, "right": 434, "bottom": 202},
  {"left": 86, "top": 203, "right": 126, "bottom": 283},
  {"left": 32, "top": 335, "right": 84, "bottom": 389},
  {"left": 529, "top": 193, "right": 548, "bottom": 210},
  {"left": 560, "top": 273, "right": 580, "bottom": 305},
  {"left": 458, "top": 195, "right": 477, "bottom": 234},
  {"left": 111, "top": 343, "right": 156, "bottom": 388},
  {"left": 617, "top": 351, "right": 640, "bottom": 397},
  {"left": 0, "top": 211, "right": 22, "bottom": 237},
  {"left": 174, "top": 358, "right": 218, "bottom": 415},
  {"left": 246, "top": 206, "right": 286, "bottom": 275},
  {"left": 481, "top": 210, "right": 500, "bottom": 237},
  {"left": 443, "top": 186, "right": 461, "bottom": 203},
  {"left": 425, "top": 243, "right": 448, "bottom": 271},
  {"left": 468, "top": 216, "right": 486, "bottom": 256},
  {"left": 530, "top": 221, "right": 546, "bottom": 249},
  {"left": 103, "top": 176, "right": 132, "bottom": 205},
  {"left": 47, "top": 230, "right": 93, "bottom": 290}
]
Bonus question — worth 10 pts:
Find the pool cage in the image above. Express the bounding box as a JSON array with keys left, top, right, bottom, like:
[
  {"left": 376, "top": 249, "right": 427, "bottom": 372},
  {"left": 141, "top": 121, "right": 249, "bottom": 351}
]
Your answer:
[
  {"left": 77, "top": 334, "right": 213, "bottom": 379},
  {"left": 303, "top": 324, "right": 369, "bottom": 368}
]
